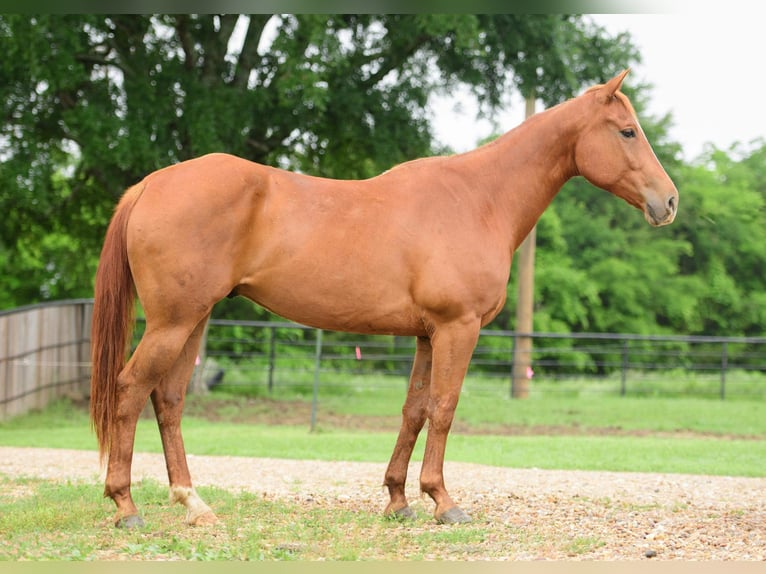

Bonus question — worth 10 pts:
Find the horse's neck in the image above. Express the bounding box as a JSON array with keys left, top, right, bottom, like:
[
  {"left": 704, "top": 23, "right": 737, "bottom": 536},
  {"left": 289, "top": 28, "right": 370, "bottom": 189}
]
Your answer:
[{"left": 457, "top": 99, "right": 584, "bottom": 249}]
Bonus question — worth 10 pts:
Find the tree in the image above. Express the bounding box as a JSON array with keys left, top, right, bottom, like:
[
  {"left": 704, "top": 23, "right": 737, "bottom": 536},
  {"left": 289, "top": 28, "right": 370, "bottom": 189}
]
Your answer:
[
  {"left": 1, "top": 14, "right": 640, "bottom": 309},
  {"left": 668, "top": 142, "right": 766, "bottom": 335}
]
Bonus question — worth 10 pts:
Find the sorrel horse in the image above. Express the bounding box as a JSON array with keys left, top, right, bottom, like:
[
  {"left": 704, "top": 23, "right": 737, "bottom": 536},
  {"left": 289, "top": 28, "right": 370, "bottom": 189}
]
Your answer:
[{"left": 90, "top": 69, "right": 678, "bottom": 528}]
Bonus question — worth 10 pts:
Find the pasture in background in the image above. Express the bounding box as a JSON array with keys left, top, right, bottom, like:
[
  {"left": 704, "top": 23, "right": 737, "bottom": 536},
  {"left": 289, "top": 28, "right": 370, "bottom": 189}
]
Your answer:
[
  {"left": 3, "top": 391, "right": 766, "bottom": 478},
  {"left": 196, "top": 317, "right": 766, "bottom": 402},
  {"left": 2, "top": 302, "right": 765, "bottom": 477},
  {"left": 3, "top": 299, "right": 766, "bottom": 425}
]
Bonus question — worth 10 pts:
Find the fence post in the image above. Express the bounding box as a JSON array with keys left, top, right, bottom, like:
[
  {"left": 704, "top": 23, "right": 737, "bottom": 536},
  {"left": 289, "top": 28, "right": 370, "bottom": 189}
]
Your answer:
[
  {"left": 511, "top": 95, "right": 538, "bottom": 400},
  {"left": 620, "top": 340, "right": 628, "bottom": 396},
  {"left": 310, "top": 329, "right": 323, "bottom": 432},
  {"left": 267, "top": 326, "right": 276, "bottom": 393},
  {"left": 79, "top": 301, "right": 92, "bottom": 396},
  {"left": 511, "top": 331, "right": 533, "bottom": 399},
  {"left": 189, "top": 319, "right": 210, "bottom": 394},
  {"left": 720, "top": 341, "right": 728, "bottom": 400},
  {"left": 509, "top": 333, "right": 516, "bottom": 398}
]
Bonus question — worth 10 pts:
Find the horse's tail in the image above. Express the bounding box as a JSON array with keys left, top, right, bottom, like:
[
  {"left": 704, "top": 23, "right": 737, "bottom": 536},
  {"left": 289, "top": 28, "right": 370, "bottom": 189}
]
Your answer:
[{"left": 90, "top": 183, "right": 144, "bottom": 463}]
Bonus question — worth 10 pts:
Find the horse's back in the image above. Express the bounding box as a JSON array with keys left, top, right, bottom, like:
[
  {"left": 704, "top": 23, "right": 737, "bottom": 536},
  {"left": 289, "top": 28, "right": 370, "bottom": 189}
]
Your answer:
[{"left": 125, "top": 152, "right": 509, "bottom": 334}]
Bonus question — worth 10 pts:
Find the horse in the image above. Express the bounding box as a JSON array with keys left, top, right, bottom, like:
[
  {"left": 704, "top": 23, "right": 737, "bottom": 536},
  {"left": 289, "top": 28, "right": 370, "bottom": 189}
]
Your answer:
[{"left": 90, "top": 69, "right": 678, "bottom": 528}]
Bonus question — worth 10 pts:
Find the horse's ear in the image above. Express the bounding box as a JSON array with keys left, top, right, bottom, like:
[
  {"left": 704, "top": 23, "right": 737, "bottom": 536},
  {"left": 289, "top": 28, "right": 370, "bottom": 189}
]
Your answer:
[{"left": 601, "top": 68, "right": 630, "bottom": 100}]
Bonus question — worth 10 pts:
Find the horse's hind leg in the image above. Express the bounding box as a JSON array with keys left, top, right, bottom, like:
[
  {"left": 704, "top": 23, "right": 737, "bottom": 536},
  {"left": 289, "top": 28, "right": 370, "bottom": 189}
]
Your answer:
[
  {"left": 383, "top": 336, "right": 432, "bottom": 519},
  {"left": 103, "top": 322, "right": 202, "bottom": 528},
  {"left": 151, "top": 315, "right": 217, "bottom": 526}
]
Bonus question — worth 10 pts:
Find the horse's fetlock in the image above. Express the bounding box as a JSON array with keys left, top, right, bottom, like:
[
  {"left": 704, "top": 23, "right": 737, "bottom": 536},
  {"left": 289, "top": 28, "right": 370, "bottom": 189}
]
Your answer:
[{"left": 170, "top": 485, "right": 214, "bottom": 524}]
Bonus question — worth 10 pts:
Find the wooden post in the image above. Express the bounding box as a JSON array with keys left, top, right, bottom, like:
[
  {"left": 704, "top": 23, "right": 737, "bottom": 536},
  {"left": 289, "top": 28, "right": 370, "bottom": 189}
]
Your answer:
[
  {"left": 310, "top": 329, "right": 323, "bottom": 432},
  {"left": 720, "top": 341, "right": 728, "bottom": 401},
  {"left": 511, "top": 95, "right": 537, "bottom": 399},
  {"left": 189, "top": 319, "right": 210, "bottom": 394},
  {"left": 620, "top": 340, "right": 629, "bottom": 396},
  {"left": 267, "top": 326, "right": 276, "bottom": 393}
]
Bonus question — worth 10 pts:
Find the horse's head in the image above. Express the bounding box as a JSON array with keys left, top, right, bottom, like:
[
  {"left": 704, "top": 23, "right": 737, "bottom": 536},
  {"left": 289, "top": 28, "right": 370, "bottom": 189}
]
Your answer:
[{"left": 574, "top": 69, "right": 678, "bottom": 227}]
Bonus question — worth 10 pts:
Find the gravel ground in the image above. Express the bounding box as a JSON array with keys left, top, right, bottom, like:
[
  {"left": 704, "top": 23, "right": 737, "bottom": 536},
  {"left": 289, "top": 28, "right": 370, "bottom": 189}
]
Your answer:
[{"left": 1, "top": 446, "right": 765, "bottom": 560}]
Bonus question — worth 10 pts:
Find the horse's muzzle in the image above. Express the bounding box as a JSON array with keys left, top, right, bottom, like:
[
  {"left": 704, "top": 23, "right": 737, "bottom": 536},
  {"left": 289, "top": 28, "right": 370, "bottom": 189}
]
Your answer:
[{"left": 645, "top": 193, "right": 677, "bottom": 227}]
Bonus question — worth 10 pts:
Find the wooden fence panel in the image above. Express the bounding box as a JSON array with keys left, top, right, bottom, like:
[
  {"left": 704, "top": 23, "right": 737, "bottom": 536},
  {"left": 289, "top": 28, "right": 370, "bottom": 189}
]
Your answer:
[{"left": 0, "top": 300, "right": 93, "bottom": 421}]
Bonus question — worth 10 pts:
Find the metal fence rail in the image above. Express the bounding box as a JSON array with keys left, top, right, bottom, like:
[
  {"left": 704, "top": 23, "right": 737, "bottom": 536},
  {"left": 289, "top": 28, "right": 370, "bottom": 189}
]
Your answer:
[
  {"left": 197, "top": 319, "right": 766, "bottom": 400},
  {"left": 2, "top": 299, "right": 766, "bottom": 421}
]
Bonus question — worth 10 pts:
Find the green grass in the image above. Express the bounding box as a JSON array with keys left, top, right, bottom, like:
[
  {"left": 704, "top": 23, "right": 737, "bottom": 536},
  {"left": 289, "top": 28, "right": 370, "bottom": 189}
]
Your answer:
[
  {"left": 0, "top": 477, "right": 501, "bottom": 560},
  {"left": 209, "top": 370, "right": 766, "bottom": 436},
  {"left": 1, "top": 393, "right": 765, "bottom": 477},
  {"left": 318, "top": 383, "right": 766, "bottom": 436},
  {"left": 9, "top": 385, "right": 766, "bottom": 438},
  {"left": 1, "top": 475, "right": 627, "bottom": 561},
  {"left": 2, "top": 388, "right": 766, "bottom": 561}
]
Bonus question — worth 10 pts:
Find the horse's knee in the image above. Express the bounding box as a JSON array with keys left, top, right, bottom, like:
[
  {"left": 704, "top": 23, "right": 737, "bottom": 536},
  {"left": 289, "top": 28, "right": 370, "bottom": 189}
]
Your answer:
[{"left": 128, "top": 331, "right": 194, "bottom": 384}]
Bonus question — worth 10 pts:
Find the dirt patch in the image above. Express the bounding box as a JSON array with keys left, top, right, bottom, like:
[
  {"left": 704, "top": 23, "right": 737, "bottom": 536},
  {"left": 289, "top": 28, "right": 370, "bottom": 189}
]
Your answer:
[{"left": 173, "top": 395, "right": 762, "bottom": 441}]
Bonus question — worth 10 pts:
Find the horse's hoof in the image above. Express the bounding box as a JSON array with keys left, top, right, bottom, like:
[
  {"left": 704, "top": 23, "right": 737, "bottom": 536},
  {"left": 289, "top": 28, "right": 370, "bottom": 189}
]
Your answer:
[
  {"left": 188, "top": 510, "right": 219, "bottom": 526},
  {"left": 115, "top": 514, "right": 145, "bottom": 529},
  {"left": 386, "top": 505, "right": 416, "bottom": 521},
  {"left": 436, "top": 506, "right": 471, "bottom": 525}
]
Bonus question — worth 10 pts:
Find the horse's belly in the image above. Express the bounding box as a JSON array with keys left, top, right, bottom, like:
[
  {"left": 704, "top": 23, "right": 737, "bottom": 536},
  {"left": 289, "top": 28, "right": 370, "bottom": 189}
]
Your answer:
[{"left": 237, "top": 274, "right": 426, "bottom": 336}]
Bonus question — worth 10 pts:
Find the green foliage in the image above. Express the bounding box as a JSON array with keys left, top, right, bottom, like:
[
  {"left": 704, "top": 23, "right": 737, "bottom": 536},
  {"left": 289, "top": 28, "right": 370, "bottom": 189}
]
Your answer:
[
  {"left": 668, "top": 145, "right": 766, "bottom": 334},
  {"left": 0, "top": 14, "right": 638, "bottom": 309},
  {"left": 491, "top": 137, "right": 766, "bottom": 339},
  {"left": 3, "top": 14, "right": 766, "bottom": 346}
]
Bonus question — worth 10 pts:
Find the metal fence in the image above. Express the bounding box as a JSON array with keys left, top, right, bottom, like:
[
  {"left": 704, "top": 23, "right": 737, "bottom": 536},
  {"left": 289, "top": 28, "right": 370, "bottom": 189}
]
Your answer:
[
  {"left": 3, "top": 299, "right": 766, "bottom": 421},
  {"left": 196, "top": 319, "right": 766, "bottom": 401}
]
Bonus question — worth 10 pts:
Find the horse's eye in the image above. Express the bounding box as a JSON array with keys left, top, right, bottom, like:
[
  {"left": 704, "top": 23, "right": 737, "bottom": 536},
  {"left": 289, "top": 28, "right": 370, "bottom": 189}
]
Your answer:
[{"left": 621, "top": 128, "right": 636, "bottom": 139}]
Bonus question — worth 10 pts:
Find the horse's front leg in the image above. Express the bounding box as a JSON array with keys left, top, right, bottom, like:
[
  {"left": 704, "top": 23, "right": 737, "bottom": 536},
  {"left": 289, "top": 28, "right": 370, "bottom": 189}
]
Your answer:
[
  {"left": 383, "top": 336, "right": 432, "bottom": 519},
  {"left": 419, "top": 318, "right": 480, "bottom": 524}
]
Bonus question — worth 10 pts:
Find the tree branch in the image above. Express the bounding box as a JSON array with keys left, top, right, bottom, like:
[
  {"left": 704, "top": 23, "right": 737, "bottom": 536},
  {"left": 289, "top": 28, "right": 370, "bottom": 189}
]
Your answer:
[
  {"left": 174, "top": 15, "right": 197, "bottom": 71},
  {"left": 74, "top": 53, "right": 126, "bottom": 74},
  {"left": 199, "top": 15, "right": 230, "bottom": 84},
  {"left": 232, "top": 14, "right": 273, "bottom": 88},
  {"left": 360, "top": 32, "right": 433, "bottom": 89},
  {"left": 218, "top": 14, "right": 238, "bottom": 45}
]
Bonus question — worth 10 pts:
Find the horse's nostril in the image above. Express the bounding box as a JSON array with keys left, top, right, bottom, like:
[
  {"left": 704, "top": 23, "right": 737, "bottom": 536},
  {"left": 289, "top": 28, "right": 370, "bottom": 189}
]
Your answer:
[{"left": 668, "top": 195, "right": 676, "bottom": 212}]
